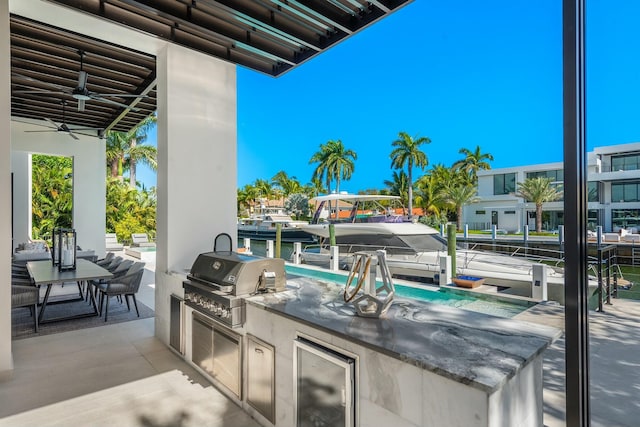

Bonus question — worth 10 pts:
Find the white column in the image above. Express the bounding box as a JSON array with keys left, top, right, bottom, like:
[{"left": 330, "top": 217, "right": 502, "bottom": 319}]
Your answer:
[
  {"left": 9, "top": 151, "right": 30, "bottom": 250},
  {"left": 155, "top": 43, "right": 237, "bottom": 345},
  {"left": 0, "top": 0, "right": 13, "bottom": 376},
  {"left": 266, "top": 240, "right": 274, "bottom": 258}
]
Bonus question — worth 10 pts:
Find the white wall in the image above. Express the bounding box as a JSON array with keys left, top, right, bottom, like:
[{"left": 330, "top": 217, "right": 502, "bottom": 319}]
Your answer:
[
  {"left": 0, "top": 0, "right": 12, "bottom": 377},
  {"left": 155, "top": 43, "right": 237, "bottom": 346},
  {"left": 10, "top": 150, "right": 30, "bottom": 249},
  {"left": 11, "top": 120, "right": 107, "bottom": 256}
]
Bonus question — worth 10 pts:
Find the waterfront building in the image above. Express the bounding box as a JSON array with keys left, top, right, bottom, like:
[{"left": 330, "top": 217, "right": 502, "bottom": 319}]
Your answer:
[{"left": 464, "top": 141, "right": 640, "bottom": 233}]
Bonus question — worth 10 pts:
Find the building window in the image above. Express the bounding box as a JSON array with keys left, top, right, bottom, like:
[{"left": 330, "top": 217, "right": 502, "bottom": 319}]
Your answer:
[
  {"left": 611, "top": 181, "right": 640, "bottom": 202},
  {"left": 493, "top": 173, "right": 516, "bottom": 195},
  {"left": 588, "top": 181, "right": 599, "bottom": 202},
  {"left": 505, "top": 211, "right": 516, "bottom": 214},
  {"left": 611, "top": 153, "right": 640, "bottom": 172},
  {"left": 526, "top": 169, "right": 564, "bottom": 182},
  {"left": 612, "top": 209, "right": 640, "bottom": 229},
  {"left": 475, "top": 210, "right": 486, "bottom": 215}
]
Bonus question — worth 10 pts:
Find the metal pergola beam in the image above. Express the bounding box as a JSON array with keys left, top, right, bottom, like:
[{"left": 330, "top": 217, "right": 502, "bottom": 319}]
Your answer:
[{"left": 563, "top": 0, "right": 590, "bottom": 426}]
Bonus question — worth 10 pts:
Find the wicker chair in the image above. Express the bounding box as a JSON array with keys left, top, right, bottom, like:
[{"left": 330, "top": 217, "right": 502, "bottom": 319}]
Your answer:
[
  {"left": 95, "top": 252, "right": 115, "bottom": 266},
  {"left": 95, "top": 262, "right": 145, "bottom": 321},
  {"left": 87, "top": 259, "right": 133, "bottom": 301},
  {"left": 12, "top": 280, "right": 39, "bottom": 332}
]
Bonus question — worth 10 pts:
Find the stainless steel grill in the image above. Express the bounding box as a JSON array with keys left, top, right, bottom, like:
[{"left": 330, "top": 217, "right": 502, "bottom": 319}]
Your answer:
[{"left": 183, "top": 251, "right": 285, "bottom": 328}]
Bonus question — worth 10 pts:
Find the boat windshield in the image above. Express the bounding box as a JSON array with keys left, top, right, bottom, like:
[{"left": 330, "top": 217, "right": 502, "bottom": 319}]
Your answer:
[
  {"left": 397, "top": 234, "right": 459, "bottom": 251},
  {"left": 331, "top": 232, "right": 456, "bottom": 254}
]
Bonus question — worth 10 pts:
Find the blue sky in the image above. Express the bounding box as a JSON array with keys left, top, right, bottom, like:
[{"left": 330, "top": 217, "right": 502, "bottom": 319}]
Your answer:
[{"left": 137, "top": 1, "right": 640, "bottom": 192}]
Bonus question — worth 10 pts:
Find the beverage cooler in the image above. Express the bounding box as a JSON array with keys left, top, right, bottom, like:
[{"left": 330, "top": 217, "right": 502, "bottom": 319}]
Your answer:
[{"left": 294, "top": 337, "right": 356, "bottom": 427}]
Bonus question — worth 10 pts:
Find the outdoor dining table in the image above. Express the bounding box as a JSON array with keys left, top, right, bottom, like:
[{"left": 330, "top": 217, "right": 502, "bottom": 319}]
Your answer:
[{"left": 26, "top": 259, "right": 113, "bottom": 325}]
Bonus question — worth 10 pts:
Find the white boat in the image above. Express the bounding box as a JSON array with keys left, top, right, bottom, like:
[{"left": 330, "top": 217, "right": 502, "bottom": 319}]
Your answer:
[
  {"left": 238, "top": 208, "right": 316, "bottom": 243},
  {"left": 299, "top": 193, "right": 594, "bottom": 303}
]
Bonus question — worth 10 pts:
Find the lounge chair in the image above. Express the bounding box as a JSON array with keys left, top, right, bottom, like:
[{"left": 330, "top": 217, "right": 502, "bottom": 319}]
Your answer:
[
  {"left": 105, "top": 233, "right": 124, "bottom": 251},
  {"left": 131, "top": 233, "right": 156, "bottom": 248}
]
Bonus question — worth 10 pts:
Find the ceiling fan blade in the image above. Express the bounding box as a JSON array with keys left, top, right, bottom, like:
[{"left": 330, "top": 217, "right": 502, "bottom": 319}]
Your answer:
[
  {"left": 67, "top": 130, "right": 80, "bottom": 141},
  {"left": 72, "top": 131, "right": 101, "bottom": 139},
  {"left": 67, "top": 126, "right": 104, "bottom": 131},
  {"left": 89, "top": 95, "right": 140, "bottom": 111},
  {"left": 94, "top": 93, "right": 149, "bottom": 98},
  {"left": 44, "top": 118, "right": 60, "bottom": 128},
  {"left": 77, "top": 71, "right": 88, "bottom": 90},
  {"left": 77, "top": 99, "right": 85, "bottom": 112},
  {"left": 44, "top": 117, "right": 60, "bottom": 129},
  {"left": 24, "top": 130, "right": 58, "bottom": 133}
]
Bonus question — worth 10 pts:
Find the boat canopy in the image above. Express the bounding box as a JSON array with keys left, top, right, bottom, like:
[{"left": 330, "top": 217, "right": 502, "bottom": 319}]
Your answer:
[{"left": 313, "top": 193, "right": 401, "bottom": 203}]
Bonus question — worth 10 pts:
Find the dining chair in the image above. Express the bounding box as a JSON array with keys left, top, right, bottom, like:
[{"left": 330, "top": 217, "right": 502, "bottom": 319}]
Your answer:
[
  {"left": 95, "top": 262, "right": 146, "bottom": 321},
  {"left": 87, "top": 259, "right": 133, "bottom": 301},
  {"left": 95, "top": 252, "right": 115, "bottom": 266},
  {"left": 11, "top": 280, "right": 39, "bottom": 332}
]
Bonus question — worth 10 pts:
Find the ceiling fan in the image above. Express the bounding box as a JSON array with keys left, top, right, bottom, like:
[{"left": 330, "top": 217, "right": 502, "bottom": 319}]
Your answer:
[
  {"left": 13, "top": 50, "right": 147, "bottom": 112},
  {"left": 22, "top": 100, "right": 104, "bottom": 140}
]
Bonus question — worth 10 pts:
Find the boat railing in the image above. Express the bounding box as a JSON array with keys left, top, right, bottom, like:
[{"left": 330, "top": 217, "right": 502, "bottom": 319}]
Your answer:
[
  {"left": 301, "top": 242, "right": 417, "bottom": 256},
  {"left": 464, "top": 241, "right": 566, "bottom": 266}
]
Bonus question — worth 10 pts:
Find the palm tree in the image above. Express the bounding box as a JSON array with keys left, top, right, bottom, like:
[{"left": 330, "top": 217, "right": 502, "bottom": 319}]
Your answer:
[
  {"left": 452, "top": 146, "right": 494, "bottom": 184},
  {"left": 516, "top": 177, "right": 563, "bottom": 232},
  {"left": 440, "top": 183, "right": 479, "bottom": 230},
  {"left": 383, "top": 170, "right": 409, "bottom": 211},
  {"left": 127, "top": 115, "right": 157, "bottom": 188},
  {"left": 309, "top": 139, "right": 357, "bottom": 194},
  {"left": 390, "top": 132, "right": 431, "bottom": 218},
  {"left": 414, "top": 174, "right": 443, "bottom": 216},
  {"left": 254, "top": 178, "right": 274, "bottom": 209},
  {"left": 304, "top": 177, "right": 327, "bottom": 199},
  {"left": 105, "top": 114, "right": 157, "bottom": 187},
  {"left": 271, "top": 171, "right": 303, "bottom": 206},
  {"left": 106, "top": 131, "right": 128, "bottom": 180}
]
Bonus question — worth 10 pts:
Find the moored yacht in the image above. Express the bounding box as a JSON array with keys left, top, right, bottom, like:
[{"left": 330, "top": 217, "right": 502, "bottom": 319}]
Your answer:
[
  {"left": 299, "top": 193, "right": 594, "bottom": 303},
  {"left": 237, "top": 207, "right": 316, "bottom": 243}
]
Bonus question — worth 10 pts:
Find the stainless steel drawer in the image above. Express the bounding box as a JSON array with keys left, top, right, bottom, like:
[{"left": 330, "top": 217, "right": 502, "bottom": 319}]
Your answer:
[{"left": 247, "top": 335, "right": 275, "bottom": 423}]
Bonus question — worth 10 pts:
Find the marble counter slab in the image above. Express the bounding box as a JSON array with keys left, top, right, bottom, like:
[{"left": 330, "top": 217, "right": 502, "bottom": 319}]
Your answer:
[{"left": 245, "top": 276, "right": 561, "bottom": 394}]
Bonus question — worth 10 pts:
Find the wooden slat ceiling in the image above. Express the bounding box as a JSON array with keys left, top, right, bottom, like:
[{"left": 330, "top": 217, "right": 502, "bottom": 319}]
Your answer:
[
  {"left": 11, "top": 0, "right": 412, "bottom": 134},
  {"left": 44, "top": 0, "right": 412, "bottom": 76},
  {"left": 11, "top": 15, "right": 157, "bottom": 134}
]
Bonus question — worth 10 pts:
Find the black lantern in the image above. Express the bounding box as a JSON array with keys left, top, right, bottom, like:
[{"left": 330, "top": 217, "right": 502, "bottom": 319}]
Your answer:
[{"left": 52, "top": 228, "right": 77, "bottom": 271}]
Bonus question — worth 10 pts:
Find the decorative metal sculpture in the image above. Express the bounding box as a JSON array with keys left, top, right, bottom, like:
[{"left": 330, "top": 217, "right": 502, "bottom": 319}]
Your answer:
[{"left": 344, "top": 250, "right": 395, "bottom": 318}]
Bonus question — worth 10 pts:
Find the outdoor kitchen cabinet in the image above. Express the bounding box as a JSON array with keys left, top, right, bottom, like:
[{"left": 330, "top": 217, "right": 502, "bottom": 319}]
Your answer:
[
  {"left": 246, "top": 335, "right": 275, "bottom": 423},
  {"left": 192, "top": 312, "right": 242, "bottom": 398}
]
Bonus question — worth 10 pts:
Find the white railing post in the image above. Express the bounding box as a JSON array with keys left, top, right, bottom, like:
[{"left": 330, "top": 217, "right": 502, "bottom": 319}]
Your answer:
[
  {"left": 293, "top": 242, "right": 302, "bottom": 264},
  {"left": 439, "top": 255, "right": 452, "bottom": 286},
  {"left": 329, "top": 246, "right": 340, "bottom": 271},
  {"left": 532, "top": 263, "right": 548, "bottom": 301},
  {"left": 266, "top": 240, "right": 274, "bottom": 258}
]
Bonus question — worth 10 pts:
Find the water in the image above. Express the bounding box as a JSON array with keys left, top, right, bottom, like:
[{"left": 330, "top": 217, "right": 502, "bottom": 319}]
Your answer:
[{"left": 285, "top": 264, "right": 532, "bottom": 318}]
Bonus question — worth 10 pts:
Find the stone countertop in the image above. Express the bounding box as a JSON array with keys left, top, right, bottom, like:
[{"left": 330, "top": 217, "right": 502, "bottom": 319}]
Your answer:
[{"left": 245, "top": 276, "right": 561, "bottom": 394}]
